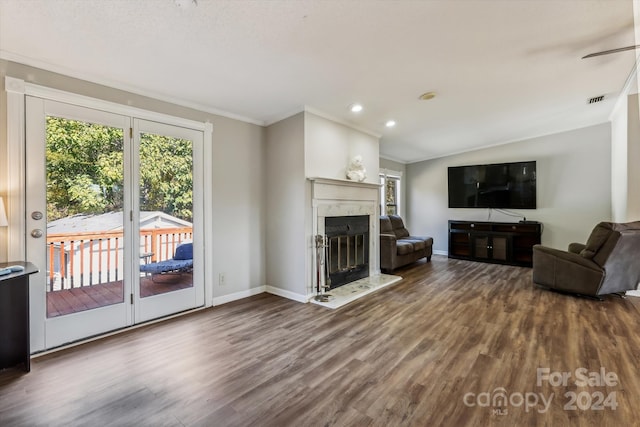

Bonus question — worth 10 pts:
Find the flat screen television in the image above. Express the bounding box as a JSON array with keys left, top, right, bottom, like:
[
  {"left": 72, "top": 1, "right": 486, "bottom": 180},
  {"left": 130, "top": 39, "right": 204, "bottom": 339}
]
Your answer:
[{"left": 448, "top": 161, "right": 537, "bottom": 209}]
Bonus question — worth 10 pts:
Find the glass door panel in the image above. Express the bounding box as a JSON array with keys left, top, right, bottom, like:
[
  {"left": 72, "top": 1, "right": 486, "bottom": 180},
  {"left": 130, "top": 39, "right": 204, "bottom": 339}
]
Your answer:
[
  {"left": 45, "top": 116, "right": 125, "bottom": 317},
  {"left": 138, "top": 131, "right": 194, "bottom": 298}
]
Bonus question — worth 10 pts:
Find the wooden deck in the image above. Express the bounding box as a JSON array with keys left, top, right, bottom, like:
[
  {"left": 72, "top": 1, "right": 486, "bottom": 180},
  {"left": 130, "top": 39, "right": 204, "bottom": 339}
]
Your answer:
[{"left": 46, "top": 273, "right": 193, "bottom": 317}]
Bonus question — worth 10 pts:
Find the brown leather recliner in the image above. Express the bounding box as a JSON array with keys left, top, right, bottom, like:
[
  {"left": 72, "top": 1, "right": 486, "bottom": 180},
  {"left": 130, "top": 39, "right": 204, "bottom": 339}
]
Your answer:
[
  {"left": 532, "top": 221, "right": 640, "bottom": 297},
  {"left": 380, "top": 215, "right": 433, "bottom": 272}
]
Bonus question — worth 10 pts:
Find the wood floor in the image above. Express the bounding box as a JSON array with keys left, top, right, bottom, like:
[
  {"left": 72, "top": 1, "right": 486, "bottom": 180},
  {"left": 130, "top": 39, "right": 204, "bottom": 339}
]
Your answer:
[
  {"left": 2, "top": 255, "right": 640, "bottom": 426},
  {"left": 47, "top": 273, "right": 194, "bottom": 317}
]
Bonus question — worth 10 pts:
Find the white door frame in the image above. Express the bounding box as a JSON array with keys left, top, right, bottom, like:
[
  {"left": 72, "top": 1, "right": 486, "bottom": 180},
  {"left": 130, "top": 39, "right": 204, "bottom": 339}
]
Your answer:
[{"left": 5, "top": 77, "right": 214, "bottom": 353}]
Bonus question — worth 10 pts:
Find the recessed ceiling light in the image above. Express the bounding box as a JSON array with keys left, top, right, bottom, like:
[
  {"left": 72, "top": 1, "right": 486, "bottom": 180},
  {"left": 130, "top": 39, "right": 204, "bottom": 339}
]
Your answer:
[
  {"left": 419, "top": 92, "right": 436, "bottom": 101},
  {"left": 385, "top": 120, "right": 396, "bottom": 128},
  {"left": 349, "top": 103, "right": 363, "bottom": 113}
]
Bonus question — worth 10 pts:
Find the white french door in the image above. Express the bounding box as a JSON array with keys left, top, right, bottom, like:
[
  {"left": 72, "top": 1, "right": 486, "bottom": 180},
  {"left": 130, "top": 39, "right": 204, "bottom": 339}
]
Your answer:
[
  {"left": 132, "top": 119, "right": 204, "bottom": 323},
  {"left": 26, "top": 98, "right": 132, "bottom": 348},
  {"left": 25, "top": 98, "right": 204, "bottom": 350}
]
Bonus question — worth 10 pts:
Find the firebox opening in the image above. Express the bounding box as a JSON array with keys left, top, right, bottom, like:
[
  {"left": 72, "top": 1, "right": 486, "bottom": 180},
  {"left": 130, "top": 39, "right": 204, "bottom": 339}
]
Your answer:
[{"left": 325, "top": 215, "right": 369, "bottom": 289}]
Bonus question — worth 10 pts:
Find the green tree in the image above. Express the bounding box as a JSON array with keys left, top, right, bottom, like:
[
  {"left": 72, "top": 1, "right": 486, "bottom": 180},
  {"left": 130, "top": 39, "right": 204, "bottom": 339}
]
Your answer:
[
  {"left": 46, "top": 117, "right": 124, "bottom": 221},
  {"left": 46, "top": 117, "right": 193, "bottom": 223},
  {"left": 139, "top": 132, "right": 193, "bottom": 221}
]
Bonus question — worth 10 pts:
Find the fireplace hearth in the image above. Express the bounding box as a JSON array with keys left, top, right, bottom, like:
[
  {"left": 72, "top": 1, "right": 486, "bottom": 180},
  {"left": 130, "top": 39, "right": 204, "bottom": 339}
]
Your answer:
[{"left": 325, "top": 215, "right": 369, "bottom": 289}]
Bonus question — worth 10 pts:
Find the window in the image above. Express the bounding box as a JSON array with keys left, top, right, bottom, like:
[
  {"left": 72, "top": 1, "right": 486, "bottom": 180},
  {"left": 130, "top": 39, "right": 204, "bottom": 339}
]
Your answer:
[{"left": 379, "top": 170, "right": 402, "bottom": 216}]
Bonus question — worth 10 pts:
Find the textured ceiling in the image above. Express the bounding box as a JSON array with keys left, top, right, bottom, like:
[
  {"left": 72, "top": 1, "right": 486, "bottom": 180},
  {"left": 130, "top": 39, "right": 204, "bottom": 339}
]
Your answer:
[{"left": 0, "top": 0, "right": 637, "bottom": 162}]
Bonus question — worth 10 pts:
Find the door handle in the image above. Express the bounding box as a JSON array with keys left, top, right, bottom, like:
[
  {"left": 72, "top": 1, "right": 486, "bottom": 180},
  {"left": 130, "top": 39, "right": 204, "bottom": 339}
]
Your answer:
[
  {"left": 31, "top": 229, "right": 44, "bottom": 238},
  {"left": 31, "top": 211, "right": 43, "bottom": 220}
]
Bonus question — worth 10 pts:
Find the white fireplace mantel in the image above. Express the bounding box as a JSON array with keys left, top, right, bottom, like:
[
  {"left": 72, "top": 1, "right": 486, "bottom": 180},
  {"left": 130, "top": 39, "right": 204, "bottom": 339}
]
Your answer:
[{"left": 308, "top": 177, "right": 381, "bottom": 298}]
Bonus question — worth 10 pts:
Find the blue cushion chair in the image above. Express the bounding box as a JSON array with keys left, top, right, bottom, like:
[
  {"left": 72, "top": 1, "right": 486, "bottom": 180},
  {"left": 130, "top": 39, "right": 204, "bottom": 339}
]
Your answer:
[{"left": 140, "top": 242, "right": 193, "bottom": 281}]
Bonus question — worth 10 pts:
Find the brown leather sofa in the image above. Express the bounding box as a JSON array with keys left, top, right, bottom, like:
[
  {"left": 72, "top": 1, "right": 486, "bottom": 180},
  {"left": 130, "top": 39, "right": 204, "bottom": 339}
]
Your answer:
[
  {"left": 380, "top": 215, "right": 433, "bottom": 272},
  {"left": 532, "top": 221, "right": 640, "bottom": 298}
]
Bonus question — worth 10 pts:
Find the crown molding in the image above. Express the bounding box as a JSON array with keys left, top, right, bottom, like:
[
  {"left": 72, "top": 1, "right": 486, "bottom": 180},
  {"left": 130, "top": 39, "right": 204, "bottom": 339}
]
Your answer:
[{"left": 304, "top": 106, "right": 382, "bottom": 139}]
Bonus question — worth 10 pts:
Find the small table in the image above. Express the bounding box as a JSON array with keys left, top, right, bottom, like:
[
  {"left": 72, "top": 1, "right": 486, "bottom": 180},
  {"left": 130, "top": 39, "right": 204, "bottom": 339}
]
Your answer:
[{"left": 0, "top": 261, "right": 38, "bottom": 372}]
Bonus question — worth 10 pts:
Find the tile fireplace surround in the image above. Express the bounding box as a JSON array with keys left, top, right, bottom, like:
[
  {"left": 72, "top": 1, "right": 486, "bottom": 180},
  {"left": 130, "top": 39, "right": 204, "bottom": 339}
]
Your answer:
[{"left": 309, "top": 177, "right": 382, "bottom": 301}]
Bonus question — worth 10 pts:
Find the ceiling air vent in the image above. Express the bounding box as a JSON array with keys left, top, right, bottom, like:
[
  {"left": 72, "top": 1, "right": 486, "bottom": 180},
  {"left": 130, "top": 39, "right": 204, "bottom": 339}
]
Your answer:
[{"left": 588, "top": 95, "right": 605, "bottom": 104}]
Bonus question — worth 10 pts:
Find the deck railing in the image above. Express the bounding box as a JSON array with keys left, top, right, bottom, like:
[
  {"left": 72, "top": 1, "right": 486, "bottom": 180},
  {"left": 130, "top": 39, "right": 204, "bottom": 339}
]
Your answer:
[{"left": 46, "top": 227, "right": 193, "bottom": 292}]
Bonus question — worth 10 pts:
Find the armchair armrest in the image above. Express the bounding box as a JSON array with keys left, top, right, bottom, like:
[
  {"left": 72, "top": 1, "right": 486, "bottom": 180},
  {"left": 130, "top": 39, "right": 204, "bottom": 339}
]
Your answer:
[
  {"left": 568, "top": 242, "right": 586, "bottom": 254},
  {"left": 379, "top": 233, "right": 397, "bottom": 270},
  {"left": 533, "top": 245, "right": 604, "bottom": 295},
  {"left": 380, "top": 233, "right": 397, "bottom": 250}
]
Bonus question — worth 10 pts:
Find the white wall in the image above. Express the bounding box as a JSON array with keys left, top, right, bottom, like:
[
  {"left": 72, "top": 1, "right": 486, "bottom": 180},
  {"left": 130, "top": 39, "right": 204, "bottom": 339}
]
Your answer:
[
  {"left": 611, "top": 92, "right": 628, "bottom": 222},
  {"left": 626, "top": 93, "right": 640, "bottom": 220},
  {"left": 265, "top": 113, "right": 307, "bottom": 299},
  {"left": 304, "top": 112, "right": 379, "bottom": 184},
  {"left": 211, "top": 118, "right": 266, "bottom": 301},
  {"left": 611, "top": 92, "right": 640, "bottom": 223},
  {"left": 265, "top": 110, "right": 380, "bottom": 301},
  {"left": 406, "top": 123, "right": 612, "bottom": 253}
]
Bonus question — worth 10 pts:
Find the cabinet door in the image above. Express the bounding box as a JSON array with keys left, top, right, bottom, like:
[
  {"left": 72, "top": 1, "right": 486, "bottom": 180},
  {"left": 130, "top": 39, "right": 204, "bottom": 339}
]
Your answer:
[
  {"left": 473, "top": 236, "right": 490, "bottom": 259},
  {"left": 491, "top": 236, "right": 509, "bottom": 261},
  {"left": 473, "top": 235, "right": 509, "bottom": 261},
  {"left": 450, "top": 231, "right": 471, "bottom": 257}
]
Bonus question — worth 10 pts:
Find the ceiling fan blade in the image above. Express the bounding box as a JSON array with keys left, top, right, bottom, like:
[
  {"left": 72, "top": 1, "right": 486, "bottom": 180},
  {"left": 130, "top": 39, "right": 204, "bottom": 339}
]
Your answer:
[{"left": 582, "top": 45, "right": 640, "bottom": 59}]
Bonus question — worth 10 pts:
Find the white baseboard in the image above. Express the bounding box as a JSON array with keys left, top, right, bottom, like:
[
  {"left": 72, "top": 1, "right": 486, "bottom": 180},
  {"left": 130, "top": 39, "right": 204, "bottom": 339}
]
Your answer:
[
  {"left": 433, "top": 249, "right": 448, "bottom": 256},
  {"left": 265, "top": 286, "right": 309, "bottom": 303},
  {"left": 626, "top": 290, "right": 640, "bottom": 297},
  {"left": 212, "top": 286, "right": 266, "bottom": 306}
]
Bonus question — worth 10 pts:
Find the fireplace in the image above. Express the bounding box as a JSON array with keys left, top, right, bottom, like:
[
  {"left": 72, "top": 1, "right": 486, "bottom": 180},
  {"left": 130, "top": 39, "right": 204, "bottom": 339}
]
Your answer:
[
  {"left": 309, "top": 177, "right": 380, "bottom": 299},
  {"left": 325, "top": 215, "right": 369, "bottom": 289}
]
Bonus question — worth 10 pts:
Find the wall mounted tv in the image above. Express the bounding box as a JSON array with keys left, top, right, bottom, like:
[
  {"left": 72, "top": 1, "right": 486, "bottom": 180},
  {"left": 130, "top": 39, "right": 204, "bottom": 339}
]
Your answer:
[{"left": 448, "top": 161, "right": 537, "bottom": 209}]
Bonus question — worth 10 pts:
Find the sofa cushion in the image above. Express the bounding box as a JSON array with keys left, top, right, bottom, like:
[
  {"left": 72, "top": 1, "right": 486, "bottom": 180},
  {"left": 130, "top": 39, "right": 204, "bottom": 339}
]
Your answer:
[
  {"left": 580, "top": 223, "right": 613, "bottom": 259},
  {"left": 174, "top": 242, "right": 193, "bottom": 260},
  {"left": 395, "top": 228, "right": 410, "bottom": 238},
  {"left": 380, "top": 216, "right": 394, "bottom": 233},
  {"left": 406, "top": 239, "right": 426, "bottom": 251},
  {"left": 389, "top": 215, "right": 410, "bottom": 238},
  {"left": 396, "top": 241, "right": 414, "bottom": 255}
]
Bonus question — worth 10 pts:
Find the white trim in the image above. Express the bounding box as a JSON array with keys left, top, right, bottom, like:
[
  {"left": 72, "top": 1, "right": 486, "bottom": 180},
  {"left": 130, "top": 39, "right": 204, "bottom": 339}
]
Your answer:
[
  {"left": 308, "top": 176, "right": 381, "bottom": 191},
  {"left": 23, "top": 82, "right": 206, "bottom": 131},
  {"left": 433, "top": 249, "right": 448, "bottom": 256},
  {"left": 263, "top": 106, "right": 306, "bottom": 126},
  {"left": 212, "top": 286, "right": 266, "bottom": 306},
  {"left": 402, "top": 121, "right": 612, "bottom": 164},
  {"left": 378, "top": 153, "right": 408, "bottom": 164},
  {"left": 265, "top": 285, "right": 309, "bottom": 303},
  {"left": 304, "top": 106, "right": 382, "bottom": 138},
  {"left": 609, "top": 55, "right": 639, "bottom": 121},
  {"left": 203, "top": 122, "right": 215, "bottom": 307},
  {"left": 0, "top": 51, "right": 264, "bottom": 126},
  {"left": 4, "top": 76, "right": 27, "bottom": 261},
  {"left": 379, "top": 168, "right": 403, "bottom": 178},
  {"left": 264, "top": 106, "right": 382, "bottom": 139}
]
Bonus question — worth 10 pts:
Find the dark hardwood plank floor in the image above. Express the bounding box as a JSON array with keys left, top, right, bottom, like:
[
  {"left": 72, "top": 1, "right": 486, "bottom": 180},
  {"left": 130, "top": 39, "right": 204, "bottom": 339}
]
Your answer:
[{"left": 2, "top": 255, "right": 640, "bottom": 426}]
